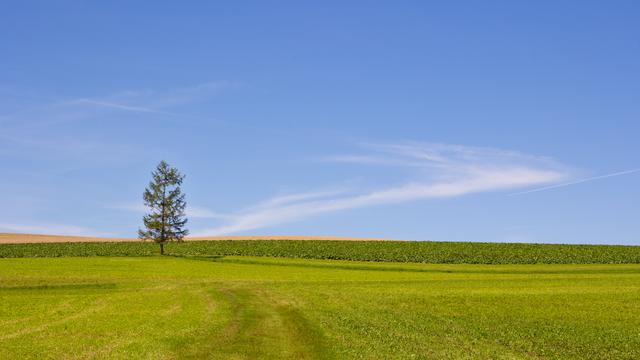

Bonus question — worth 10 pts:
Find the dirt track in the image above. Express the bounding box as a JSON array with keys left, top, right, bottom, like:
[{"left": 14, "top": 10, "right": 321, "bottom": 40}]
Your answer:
[{"left": 0, "top": 233, "right": 387, "bottom": 244}]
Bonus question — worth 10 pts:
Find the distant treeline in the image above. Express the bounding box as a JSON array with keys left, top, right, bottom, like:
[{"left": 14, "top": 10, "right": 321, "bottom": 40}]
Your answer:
[{"left": 1, "top": 240, "right": 640, "bottom": 264}]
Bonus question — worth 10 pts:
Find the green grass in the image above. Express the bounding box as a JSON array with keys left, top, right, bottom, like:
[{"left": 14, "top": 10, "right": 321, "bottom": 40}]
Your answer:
[
  {"left": 2, "top": 240, "right": 640, "bottom": 263},
  {"left": 1, "top": 256, "right": 639, "bottom": 359}
]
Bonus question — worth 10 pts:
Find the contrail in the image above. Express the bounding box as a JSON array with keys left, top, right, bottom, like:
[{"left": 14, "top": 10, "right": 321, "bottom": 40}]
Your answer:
[{"left": 511, "top": 168, "right": 640, "bottom": 196}]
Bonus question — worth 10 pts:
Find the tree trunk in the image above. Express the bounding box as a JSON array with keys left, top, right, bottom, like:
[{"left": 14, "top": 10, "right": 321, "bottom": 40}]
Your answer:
[{"left": 160, "top": 242, "right": 164, "bottom": 255}]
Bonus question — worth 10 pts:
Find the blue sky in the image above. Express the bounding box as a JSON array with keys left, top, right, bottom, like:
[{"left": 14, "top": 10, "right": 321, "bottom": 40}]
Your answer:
[{"left": 1, "top": 1, "right": 639, "bottom": 244}]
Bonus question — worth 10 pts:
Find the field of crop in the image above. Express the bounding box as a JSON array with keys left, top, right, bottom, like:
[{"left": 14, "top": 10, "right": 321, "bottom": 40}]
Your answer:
[
  {"left": 1, "top": 240, "right": 640, "bottom": 264},
  {"left": 0, "top": 233, "right": 385, "bottom": 244},
  {"left": 1, "top": 255, "right": 639, "bottom": 359}
]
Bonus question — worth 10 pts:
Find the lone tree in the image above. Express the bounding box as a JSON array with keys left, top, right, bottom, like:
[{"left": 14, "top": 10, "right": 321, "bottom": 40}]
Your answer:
[{"left": 138, "top": 161, "right": 188, "bottom": 254}]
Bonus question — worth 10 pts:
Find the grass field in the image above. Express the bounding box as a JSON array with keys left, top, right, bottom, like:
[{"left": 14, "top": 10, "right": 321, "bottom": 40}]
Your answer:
[
  {"left": 2, "top": 240, "right": 640, "bottom": 264},
  {"left": 1, "top": 255, "right": 639, "bottom": 359}
]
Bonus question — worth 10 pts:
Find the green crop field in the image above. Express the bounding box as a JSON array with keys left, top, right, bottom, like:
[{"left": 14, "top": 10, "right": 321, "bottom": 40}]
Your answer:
[
  {"left": 2, "top": 240, "right": 640, "bottom": 264},
  {"left": 1, "top": 255, "right": 639, "bottom": 359}
]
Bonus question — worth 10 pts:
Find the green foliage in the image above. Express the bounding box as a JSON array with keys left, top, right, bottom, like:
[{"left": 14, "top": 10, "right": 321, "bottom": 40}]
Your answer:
[
  {"left": 138, "top": 161, "right": 188, "bottom": 253},
  {"left": 1, "top": 240, "right": 640, "bottom": 264},
  {"left": 1, "top": 256, "right": 639, "bottom": 359}
]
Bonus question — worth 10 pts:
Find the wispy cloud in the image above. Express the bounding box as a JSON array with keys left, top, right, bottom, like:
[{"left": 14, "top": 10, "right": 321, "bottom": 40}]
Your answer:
[
  {"left": 68, "top": 80, "right": 242, "bottom": 114},
  {"left": 0, "top": 81, "right": 241, "bottom": 162},
  {"left": 1, "top": 81, "right": 240, "bottom": 131},
  {"left": 68, "top": 99, "right": 176, "bottom": 115},
  {"left": 0, "top": 223, "right": 98, "bottom": 236},
  {"left": 111, "top": 202, "right": 231, "bottom": 219},
  {"left": 186, "top": 206, "right": 233, "bottom": 220},
  {"left": 510, "top": 168, "right": 640, "bottom": 195},
  {"left": 321, "top": 154, "right": 426, "bottom": 167},
  {"left": 247, "top": 189, "right": 348, "bottom": 210},
  {"left": 194, "top": 142, "right": 571, "bottom": 236}
]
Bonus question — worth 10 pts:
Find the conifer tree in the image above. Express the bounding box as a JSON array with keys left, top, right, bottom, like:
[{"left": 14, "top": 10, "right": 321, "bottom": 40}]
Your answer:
[{"left": 138, "top": 161, "right": 188, "bottom": 254}]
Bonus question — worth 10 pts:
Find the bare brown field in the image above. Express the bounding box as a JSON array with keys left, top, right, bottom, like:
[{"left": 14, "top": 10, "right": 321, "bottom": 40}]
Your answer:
[{"left": 0, "top": 233, "right": 388, "bottom": 244}]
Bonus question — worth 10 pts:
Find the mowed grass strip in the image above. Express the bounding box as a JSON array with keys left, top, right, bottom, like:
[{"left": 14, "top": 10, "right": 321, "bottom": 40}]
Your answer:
[
  {"left": 0, "top": 256, "right": 639, "bottom": 359},
  {"left": 1, "top": 240, "right": 640, "bottom": 264}
]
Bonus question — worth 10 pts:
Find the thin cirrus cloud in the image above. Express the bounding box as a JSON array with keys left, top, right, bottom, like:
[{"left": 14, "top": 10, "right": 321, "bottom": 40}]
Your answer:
[
  {"left": 192, "top": 142, "right": 572, "bottom": 236},
  {"left": 68, "top": 99, "right": 176, "bottom": 115},
  {"left": 1, "top": 81, "right": 241, "bottom": 162},
  {"left": 112, "top": 202, "right": 231, "bottom": 220},
  {"left": 67, "top": 80, "right": 242, "bottom": 115},
  {"left": 186, "top": 206, "right": 234, "bottom": 220},
  {"left": 2, "top": 81, "right": 240, "bottom": 131},
  {"left": 0, "top": 223, "right": 99, "bottom": 237},
  {"left": 246, "top": 189, "right": 349, "bottom": 210}
]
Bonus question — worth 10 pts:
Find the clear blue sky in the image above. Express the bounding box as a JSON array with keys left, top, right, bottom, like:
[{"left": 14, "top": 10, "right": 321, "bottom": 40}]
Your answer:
[{"left": 1, "top": 1, "right": 638, "bottom": 244}]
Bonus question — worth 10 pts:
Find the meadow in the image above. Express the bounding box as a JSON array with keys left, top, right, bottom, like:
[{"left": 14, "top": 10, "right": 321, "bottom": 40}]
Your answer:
[{"left": 1, "top": 254, "right": 639, "bottom": 359}]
